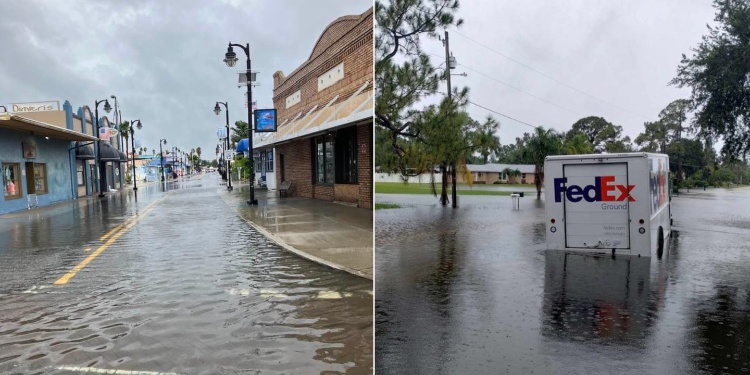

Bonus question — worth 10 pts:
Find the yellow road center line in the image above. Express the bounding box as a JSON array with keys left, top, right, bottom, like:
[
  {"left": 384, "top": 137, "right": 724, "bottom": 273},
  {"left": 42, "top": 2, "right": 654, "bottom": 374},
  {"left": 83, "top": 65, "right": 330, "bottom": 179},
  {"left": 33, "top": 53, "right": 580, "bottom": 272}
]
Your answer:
[
  {"left": 99, "top": 223, "right": 127, "bottom": 241},
  {"left": 99, "top": 197, "right": 167, "bottom": 241},
  {"left": 55, "top": 196, "right": 168, "bottom": 286}
]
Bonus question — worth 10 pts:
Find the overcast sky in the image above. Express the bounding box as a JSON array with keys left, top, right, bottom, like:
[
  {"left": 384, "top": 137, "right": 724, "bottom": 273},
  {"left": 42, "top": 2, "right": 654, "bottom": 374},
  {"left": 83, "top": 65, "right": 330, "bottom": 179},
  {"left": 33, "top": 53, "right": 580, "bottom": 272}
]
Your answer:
[
  {"left": 416, "top": 0, "right": 717, "bottom": 146},
  {"left": 0, "top": 0, "right": 371, "bottom": 158}
]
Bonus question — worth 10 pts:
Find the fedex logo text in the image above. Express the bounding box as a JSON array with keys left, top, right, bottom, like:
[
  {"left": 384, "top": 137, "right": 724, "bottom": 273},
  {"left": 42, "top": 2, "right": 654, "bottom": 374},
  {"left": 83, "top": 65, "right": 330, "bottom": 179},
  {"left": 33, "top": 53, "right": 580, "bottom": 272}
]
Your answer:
[{"left": 554, "top": 177, "right": 635, "bottom": 203}]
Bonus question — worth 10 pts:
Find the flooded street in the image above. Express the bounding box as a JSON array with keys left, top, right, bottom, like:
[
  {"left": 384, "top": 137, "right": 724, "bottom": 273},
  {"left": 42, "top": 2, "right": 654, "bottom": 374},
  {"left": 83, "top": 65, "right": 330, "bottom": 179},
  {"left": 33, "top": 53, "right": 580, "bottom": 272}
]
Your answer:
[
  {"left": 375, "top": 188, "right": 750, "bottom": 374},
  {"left": 0, "top": 176, "right": 372, "bottom": 375}
]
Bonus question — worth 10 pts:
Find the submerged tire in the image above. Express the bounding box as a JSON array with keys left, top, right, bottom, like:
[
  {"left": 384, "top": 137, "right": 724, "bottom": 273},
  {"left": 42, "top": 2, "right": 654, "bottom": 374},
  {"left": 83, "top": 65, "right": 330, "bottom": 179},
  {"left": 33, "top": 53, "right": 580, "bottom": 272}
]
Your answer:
[{"left": 657, "top": 226, "right": 665, "bottom": 259}]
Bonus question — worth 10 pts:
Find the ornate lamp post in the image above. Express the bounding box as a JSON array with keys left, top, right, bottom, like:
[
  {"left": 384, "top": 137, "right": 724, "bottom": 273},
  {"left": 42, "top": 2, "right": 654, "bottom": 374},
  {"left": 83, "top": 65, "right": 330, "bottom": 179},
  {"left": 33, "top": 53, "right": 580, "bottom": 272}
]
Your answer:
[
  {"left": 159, "top": 139, "right": 167, "bottom": 182},
  {"left": 85, "top": 99, "right": 112, "bottom": 197},
  {"left": 223, "top": 42, "right": 257, "bottom": 205},
  {"left": 214, "top": 101, "right": 232, "bottom": 191},
  {"left": 129, "top": 120, "right": 142, "bottom": 190}
]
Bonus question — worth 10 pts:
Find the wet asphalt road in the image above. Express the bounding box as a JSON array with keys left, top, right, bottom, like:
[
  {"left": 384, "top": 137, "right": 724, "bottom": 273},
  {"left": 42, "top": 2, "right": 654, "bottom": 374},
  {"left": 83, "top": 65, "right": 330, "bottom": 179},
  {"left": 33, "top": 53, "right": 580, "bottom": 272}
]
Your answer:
[
  {"left": 375, "top": 188, "right": 750, "bottom": 374},
  {"left": 0, "top": 175, "right": 372, "bottom": 374}
]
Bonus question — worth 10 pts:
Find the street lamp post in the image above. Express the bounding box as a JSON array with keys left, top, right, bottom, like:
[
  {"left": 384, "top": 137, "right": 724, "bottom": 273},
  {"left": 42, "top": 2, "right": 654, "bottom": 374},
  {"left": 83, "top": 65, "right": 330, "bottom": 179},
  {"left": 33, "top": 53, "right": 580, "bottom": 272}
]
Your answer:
[
  {"left": 171, "top": 147, "right": 177, "bottom": 179},
  {"left": 159, "top": 139, "right": 167, "bottom": 183},
  {"left": 92, "top": 98, "right": 112, "bottom": 197},
  {"left": 129, "top": 120, "right": 142, "bottom": 191},
  {"left": 214, "top": 101, "right": 232, "bottom": 191},
  {"left": 224, "top": 42, "right": 257, "bottom": 205}
]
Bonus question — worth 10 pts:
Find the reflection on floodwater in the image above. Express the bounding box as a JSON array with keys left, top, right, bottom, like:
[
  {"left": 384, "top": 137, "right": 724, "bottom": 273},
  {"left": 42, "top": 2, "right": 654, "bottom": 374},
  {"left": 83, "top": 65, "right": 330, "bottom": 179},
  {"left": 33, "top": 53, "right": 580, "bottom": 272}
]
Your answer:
[{"left": 542, "top": 251, "right": 665, "bottom": 347}]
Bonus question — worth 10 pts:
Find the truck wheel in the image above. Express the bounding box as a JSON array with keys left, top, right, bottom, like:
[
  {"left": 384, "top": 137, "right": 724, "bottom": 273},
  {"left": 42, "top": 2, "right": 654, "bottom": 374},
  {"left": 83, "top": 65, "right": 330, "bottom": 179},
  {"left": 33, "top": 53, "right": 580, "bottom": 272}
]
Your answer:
[{"left": 657, "top": 226, "right": 665, "bottom": 259}]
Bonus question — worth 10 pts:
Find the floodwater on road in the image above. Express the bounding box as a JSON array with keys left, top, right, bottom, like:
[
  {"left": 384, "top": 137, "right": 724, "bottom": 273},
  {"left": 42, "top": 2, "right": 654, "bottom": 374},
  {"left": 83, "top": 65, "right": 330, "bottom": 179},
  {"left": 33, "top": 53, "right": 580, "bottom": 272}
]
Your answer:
[
  {"left": 0, "top": 176, "right": 372, "bottom": 375},
  {"left": 375, "top": 188, "right": 750, "bottom": 374}
]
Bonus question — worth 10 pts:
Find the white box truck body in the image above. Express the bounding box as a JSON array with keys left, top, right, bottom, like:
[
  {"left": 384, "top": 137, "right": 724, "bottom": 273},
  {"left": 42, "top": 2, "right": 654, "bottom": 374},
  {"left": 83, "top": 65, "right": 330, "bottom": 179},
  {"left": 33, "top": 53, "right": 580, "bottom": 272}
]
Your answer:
[{"left": 544, "top": 153, "right": 671, "bottom": 257}]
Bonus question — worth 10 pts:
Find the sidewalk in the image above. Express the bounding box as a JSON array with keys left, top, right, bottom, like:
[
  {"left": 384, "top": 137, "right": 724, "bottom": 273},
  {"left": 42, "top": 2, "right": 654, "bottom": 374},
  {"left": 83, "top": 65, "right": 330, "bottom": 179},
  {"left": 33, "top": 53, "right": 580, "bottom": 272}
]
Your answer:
[{"left": 220, "top": 185, "right": 374, "bottom": 280}]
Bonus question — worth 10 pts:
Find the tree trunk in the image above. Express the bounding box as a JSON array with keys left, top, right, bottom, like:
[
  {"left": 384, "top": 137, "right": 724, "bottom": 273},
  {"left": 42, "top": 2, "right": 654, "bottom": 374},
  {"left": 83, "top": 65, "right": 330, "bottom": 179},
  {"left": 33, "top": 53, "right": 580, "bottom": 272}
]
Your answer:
[
  {"left": 440, "top": 163, "right": 449, "bottom": 206},
  {"left": 535, "top": 164, "right": 543, "bottom": 199}
]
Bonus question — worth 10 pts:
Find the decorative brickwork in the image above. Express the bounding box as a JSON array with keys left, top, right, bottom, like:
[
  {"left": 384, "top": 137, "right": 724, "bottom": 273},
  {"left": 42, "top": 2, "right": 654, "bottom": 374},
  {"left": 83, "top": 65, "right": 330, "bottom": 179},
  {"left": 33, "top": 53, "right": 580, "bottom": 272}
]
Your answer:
[
  {"left": 272, "top": 7, "right": 373, "bottom": 125},
  {"left": 357, "top": 122, "right": 372, "bottom": 209},
  {"left": 270, "top": 7, "right": 373, "bottom": 209}
]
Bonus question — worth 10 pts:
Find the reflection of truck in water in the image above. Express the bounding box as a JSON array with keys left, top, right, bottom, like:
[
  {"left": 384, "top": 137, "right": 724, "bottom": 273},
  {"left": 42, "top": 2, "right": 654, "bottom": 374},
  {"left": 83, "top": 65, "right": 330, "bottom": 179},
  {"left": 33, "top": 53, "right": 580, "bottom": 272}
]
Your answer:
[
  {"left": 541, "top": 251, "right": 668, "bottom": 346},
  {"left": 545, "top": 153, "right": 671, "bottom": 258}
]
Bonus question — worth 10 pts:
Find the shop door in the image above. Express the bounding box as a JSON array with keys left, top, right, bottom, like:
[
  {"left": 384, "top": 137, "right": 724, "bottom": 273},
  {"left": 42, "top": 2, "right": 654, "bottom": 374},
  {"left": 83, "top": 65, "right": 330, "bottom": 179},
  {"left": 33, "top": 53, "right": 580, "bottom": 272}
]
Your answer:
[
  {"left": 25, "top": 162, "right": 38, "bottom": 208},
  {"left": 280, "top": 154, "right": 286, "bottom": 182},
  {"left": 90, "top": 164, "right": 98, "bottom": 193}
]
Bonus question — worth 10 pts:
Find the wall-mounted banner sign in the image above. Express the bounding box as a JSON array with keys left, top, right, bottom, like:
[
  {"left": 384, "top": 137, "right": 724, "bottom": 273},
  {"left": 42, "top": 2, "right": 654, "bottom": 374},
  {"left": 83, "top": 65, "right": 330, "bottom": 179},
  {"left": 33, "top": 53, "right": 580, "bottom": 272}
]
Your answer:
[
  {"left": 254, "top": 108, "right": 277, "bottom": 132},
  {"left": 99, "top": 127, "right": 110, "bottom": 140},
  {"left": 10, "top": 101, "right": 60, "bottom": 113},
  {"left": 217, "top": 127, "right": 227, "bottom": 139}
]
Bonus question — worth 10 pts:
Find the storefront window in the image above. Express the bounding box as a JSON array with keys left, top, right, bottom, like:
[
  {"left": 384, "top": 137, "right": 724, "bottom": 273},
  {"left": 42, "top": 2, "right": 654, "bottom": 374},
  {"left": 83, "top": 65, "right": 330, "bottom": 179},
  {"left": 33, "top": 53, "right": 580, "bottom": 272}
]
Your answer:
[
  {"left": 266, "top": 150, "right": 273, "bottom": 172},
  {"left": 314, "top": 135, "right": 334, "bottom": 184},
  {"left": 34, "top": 163, "right": 48, "bottom": 194},
  {"left": 77, "top": 162, "right": 84, "bottom": 186},
  {"left": 2, "top": 163, "right": 22, "bottom": 199}
]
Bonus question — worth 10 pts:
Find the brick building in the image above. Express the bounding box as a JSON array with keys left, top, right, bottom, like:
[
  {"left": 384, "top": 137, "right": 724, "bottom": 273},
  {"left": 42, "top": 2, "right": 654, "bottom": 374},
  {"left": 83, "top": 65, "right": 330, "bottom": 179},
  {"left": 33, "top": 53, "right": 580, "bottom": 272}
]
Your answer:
[{"left": 253, "top": 7, "right": 373, "bottom": 209}]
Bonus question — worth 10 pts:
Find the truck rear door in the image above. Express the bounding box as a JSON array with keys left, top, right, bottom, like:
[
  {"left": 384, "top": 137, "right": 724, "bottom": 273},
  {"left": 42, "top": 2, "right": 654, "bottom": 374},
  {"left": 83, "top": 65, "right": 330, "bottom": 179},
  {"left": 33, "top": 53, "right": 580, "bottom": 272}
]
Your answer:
[{"left": 563, "top": 162, "right": 630, "bottom": 249}]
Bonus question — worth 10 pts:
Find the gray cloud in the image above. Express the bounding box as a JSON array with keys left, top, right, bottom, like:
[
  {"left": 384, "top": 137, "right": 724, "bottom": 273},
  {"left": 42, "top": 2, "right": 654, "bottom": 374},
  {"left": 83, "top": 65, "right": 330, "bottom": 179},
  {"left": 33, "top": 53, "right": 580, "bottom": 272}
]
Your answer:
[
  {"left": 416, "top": 0, "right": 716, "bottom": 145},
  {"left": 0, "top": 0, "right": 371, "bottom": 157}
]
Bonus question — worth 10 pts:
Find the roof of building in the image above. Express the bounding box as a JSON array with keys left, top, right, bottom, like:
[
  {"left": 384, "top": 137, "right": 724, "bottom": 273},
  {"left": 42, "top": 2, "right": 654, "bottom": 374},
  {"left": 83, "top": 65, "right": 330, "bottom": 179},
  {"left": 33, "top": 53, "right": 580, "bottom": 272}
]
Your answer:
[
  {"left": 0, "top": 113, "right": 97, "bottom": 141},
  {"left": 466, "top": 163, "right": 536, "bottom": 174}
]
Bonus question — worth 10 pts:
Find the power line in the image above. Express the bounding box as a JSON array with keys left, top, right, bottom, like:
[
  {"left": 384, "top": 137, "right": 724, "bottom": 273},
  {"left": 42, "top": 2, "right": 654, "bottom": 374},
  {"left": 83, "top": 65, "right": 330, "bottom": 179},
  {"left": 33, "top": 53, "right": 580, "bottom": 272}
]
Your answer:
[
  {"left": 426, "top": 51, "right": 584, "bottom": 117},
  {"left": 449, "top": 28, "right": 652, "bottom": 121},
  {"left": 436, "top": 91, "right": 539, "bottom": 130}
]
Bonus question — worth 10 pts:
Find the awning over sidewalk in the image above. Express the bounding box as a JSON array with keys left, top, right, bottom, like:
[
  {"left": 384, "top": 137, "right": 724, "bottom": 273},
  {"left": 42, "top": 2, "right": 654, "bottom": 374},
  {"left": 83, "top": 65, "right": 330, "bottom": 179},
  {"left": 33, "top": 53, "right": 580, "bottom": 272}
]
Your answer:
[
  {"left": 74, "top": 141, "right": 95, "bottom": 160},
  {"left": 98, "top": 142, "right": 120, "bottom": 162},
  {"left": 0, "top": 113, "right": 98, "bottom": 141},
  {"left": 237, "top": 138, "right": 248, "bottom": 153},
  {"left": 253, "top": 81, "right": 372, "bottom": 148}
]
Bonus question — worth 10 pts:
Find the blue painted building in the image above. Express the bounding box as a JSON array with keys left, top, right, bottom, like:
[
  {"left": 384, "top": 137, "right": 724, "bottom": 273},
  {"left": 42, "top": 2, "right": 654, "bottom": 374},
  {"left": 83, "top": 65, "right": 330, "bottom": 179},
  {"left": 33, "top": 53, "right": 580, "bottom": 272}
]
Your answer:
[{"left": 0, "top": 100, "right": 129, "bottom": 215}]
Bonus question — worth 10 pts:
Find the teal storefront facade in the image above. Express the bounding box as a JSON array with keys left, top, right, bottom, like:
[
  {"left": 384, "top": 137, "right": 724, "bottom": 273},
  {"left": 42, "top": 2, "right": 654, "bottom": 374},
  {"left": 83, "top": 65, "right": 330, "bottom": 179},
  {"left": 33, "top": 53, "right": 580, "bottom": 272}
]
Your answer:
[{"left": 0, "top": 100, "right": 128, "bottom": 215}]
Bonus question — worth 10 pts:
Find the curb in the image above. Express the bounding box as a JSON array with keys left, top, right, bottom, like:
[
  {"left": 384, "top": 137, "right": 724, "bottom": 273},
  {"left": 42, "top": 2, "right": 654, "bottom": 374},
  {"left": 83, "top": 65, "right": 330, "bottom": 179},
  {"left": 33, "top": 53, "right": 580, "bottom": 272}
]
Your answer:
[{"left": 218, "top": 189, "right": 373, "bottom": 281}]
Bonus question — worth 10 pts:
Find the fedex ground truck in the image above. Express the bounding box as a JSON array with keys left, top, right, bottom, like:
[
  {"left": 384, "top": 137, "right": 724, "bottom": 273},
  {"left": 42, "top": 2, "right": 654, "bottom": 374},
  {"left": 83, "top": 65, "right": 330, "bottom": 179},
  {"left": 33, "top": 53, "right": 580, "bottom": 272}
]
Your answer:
[{"left": 545, "top": 153, "right": 671, "bottom": 257}]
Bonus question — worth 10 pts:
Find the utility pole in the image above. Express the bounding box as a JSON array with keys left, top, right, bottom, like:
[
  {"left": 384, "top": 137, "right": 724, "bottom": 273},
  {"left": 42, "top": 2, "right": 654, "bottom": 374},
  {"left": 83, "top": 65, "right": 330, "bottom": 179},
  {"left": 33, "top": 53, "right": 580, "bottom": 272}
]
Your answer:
[{"left": 443, "top": 30, "right": 458, "bottom": 208}]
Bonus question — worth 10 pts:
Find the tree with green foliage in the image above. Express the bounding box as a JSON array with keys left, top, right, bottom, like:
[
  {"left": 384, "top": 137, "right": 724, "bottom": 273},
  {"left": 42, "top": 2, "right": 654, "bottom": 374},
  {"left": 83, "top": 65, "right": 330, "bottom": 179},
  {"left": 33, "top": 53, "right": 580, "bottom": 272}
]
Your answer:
[
  {"left": 522, "top": 127, "right": 562, "bottom": 199},
  {"left": 375, "top": 0, "right": 464, "bottom": 200},
  {"left": 501, "top": 167, "right": 521, "bottom": 184},
  {"left": 671, "top": 0, "right": 750, "bottom": 160},
  {"left": 567, "top": 116, "right": 622, "bottom": 153},
  {"left": 635, "top": 121, "right": 669, "bottom": 152},
  {"left": 469, "top": 116, "right": 502, "bottom": 163},
  {"left": 118, "top": 121, "right": 131, "bottom": 168},
  {"left": 710, "top": 167, "right": 736, "bottom": 187},
  {"left": 562, "top": 132, "right": 594, "bottom": 155},
  {"left": 231, "top": 121, "right": 249, "bottom": 145}
]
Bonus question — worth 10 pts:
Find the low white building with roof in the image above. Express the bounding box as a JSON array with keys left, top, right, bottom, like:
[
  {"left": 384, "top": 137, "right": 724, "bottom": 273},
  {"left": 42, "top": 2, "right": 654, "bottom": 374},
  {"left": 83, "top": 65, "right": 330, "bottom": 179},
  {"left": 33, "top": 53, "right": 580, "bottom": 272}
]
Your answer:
[{"left": 459, "top": 163, "right": 536, "bottom": 184}]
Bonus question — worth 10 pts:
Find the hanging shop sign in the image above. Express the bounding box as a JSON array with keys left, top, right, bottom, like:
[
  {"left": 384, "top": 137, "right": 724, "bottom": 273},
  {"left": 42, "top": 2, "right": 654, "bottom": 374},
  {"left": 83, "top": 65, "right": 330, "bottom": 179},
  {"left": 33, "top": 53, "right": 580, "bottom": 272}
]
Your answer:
[
  {"left": 99, "top": 127, "right": 110, "bottom": 140},
  {"left": 254, "top": 108, "right": 277, "bottom": 132}
]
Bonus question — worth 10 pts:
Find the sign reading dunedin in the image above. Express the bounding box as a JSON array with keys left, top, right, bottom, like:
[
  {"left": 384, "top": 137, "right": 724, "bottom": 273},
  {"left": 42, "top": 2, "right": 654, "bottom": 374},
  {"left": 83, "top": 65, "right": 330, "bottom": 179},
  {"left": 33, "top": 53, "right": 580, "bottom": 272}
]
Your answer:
[{"left": 254, "top": 109, "right": 277, "bottom": 132}]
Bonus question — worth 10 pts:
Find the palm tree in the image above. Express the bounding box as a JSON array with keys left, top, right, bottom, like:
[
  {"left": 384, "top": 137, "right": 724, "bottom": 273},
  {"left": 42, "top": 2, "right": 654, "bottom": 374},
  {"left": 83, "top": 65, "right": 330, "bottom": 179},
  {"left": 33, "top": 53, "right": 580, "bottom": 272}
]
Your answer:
[
  {"left": 523, "top": 127, "right": 562, "bottom": 199},
  {"left": 471, "top": 117, "right": 502, "bottom": 164},
  {"left": 118, "top": 121, "right": 131, "bottom": 171},
  {"left": 501, "top": 167, "right": 521, "bottom": 184}
]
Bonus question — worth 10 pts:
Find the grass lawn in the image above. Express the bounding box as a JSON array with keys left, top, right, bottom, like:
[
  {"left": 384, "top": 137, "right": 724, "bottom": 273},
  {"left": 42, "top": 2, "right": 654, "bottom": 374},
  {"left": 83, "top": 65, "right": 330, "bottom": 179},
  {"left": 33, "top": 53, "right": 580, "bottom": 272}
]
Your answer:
[
  {"left": 375, "top": 202, "right": 402, "bottom": 210},
  {"left": 375, "top": 182, "right": 514, "bottom": 196}
]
